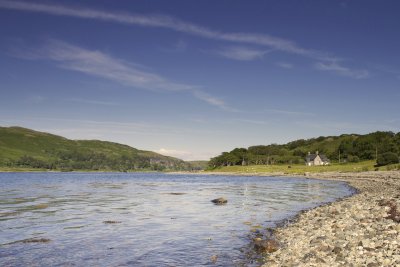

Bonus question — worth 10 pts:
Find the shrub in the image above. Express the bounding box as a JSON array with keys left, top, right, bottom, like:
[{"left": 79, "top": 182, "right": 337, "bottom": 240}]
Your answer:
[
  {"left": 347, "top": 155, "right": 360, "bottom": 163},
  {"left": 377, "top": 152, "right": 399, "bottom": 166}
]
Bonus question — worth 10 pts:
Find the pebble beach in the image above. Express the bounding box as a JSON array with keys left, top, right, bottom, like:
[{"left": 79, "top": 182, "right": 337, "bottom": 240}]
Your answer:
[{"left": 263, "top": 171, "right": 400, "bottom": 267}]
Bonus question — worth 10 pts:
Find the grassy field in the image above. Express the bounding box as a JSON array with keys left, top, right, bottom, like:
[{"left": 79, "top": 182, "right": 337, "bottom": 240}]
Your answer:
[
  {"left": 0, "top": 167, "right": 48, "bottom": 172},
  {"left": 2, "top": 161, "right": 399, "bottom": 173},
  {"left": 207, "top": 160, "right": 400, "bottom": 175}
]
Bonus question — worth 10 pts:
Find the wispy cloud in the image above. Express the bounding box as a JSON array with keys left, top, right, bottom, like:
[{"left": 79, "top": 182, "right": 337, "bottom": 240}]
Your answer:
[
  {"left": 294, "top": 120, "right": 400, "bottom": 132},
  {"left": 173, "top": 39, "right": 188, "bottom": 52},
  {"left": 315, "top": 61, "right": 369, "bottom": 79},
  {"left": 192, "top": 90, "right": 234, "bottom": 111},
  {"left": 67, "top": 98, "right": 119, "bottom": 106},
  {"left": 276, "top": 62, "right": 294, "bottom": 69},
  {"left": 14, "top": 39, "right": 228, "bottom": 110},
  {"left": 214, "top": 46, "right": 270, "bottom": 61},
  {"left": 41, "top": 40, "right": 191, "bottom": 92},
  {"left": 237, "top": 108, "right": 315, "bottom": 117},
  {"left": 233, "top": 119, "right": 269, "bottom": 125},
  {"left": 158, "top": 39, "right": 188, "bottom": 53},
  {"left": 0, "top": 0, "right": 325, "bottom": 59},
  {"left": 266, "top": 109, "right": 315, "bottom": 116},
  {"left": 0, "top": 1, "right": 370, "bottom": 78}
]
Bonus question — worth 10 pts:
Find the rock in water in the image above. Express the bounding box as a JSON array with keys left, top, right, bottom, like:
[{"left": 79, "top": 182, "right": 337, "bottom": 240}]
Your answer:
[
  {"left": 103, "top": 220, "right": 122, "bottom": 224},
  {"left": 22, "top": 238, "right": 51, "bottom": 243},
  {"left": 211, "top": 197, "right": 228, "bottom": 205},
  {"left": 210, "top": 255, "right": 218, "bottom": 263},
  {"left": 254, "top": 239, "right": 280, "bottom": 253}
]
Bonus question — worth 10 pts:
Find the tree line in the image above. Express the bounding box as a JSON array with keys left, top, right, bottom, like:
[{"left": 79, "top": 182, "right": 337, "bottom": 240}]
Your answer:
[
  {"left": 209, "top": 131, "right": 400, "bottom": 168},
  {"left": 3, "top": 150, "right": 190, "bottom": 171}
]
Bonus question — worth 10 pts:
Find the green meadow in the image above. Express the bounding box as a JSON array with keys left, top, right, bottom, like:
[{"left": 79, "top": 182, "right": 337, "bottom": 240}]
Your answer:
[{"left": 208, "top": 160, "right": 400, "bottom": 175}]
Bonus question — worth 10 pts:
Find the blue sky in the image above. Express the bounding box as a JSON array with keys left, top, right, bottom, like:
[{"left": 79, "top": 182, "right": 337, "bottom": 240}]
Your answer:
[{"left": 0, "top": 0, "right": 399, "bottom": 160}]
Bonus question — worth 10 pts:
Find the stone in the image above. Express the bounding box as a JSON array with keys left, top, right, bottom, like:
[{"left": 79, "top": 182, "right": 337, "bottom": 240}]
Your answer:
[
  {"left": 211, "top": 197, "right": 227, "bottom": 205},
  {"left": 210, "top": 255, "right": 218, "bottom": 263},
  {"left": 332, "top": 246, "right": 342, "bottom": 254},
  {"left": 254, "top": 239, "right": 280, "bottom": 253},
  {"left": 317, "top": 244, "right": 332, "bottom": 252},
  {"left": 302, "top": 251, "right": 316, "bottom": 261},
  {"left": 361, "top": 239, "right": 374, "bottom": 248},
  {"left": 22, "top": 238, "right": 51, "bottom": 243}
]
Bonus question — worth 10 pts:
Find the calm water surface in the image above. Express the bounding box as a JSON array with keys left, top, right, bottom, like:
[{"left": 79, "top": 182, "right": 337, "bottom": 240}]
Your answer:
[{"left": 0, "top": 172, "right": 353, "bottom": 266}]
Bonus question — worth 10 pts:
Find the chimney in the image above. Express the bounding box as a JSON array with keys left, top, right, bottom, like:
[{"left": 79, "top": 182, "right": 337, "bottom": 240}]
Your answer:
[
  {"left": 316, "top": 151, "right": 319, "bottom": 155},
  {"left": 308, "top": 152, "right": 311, "bottom": 155}
]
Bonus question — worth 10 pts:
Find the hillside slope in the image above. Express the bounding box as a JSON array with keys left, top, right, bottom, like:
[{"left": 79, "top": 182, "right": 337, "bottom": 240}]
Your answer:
[
  {"left": 209, "top": 131, "right": 400, "bottom": 168},
  {"left": 0, "top": 126, "right": 190, "bottom": 171}
]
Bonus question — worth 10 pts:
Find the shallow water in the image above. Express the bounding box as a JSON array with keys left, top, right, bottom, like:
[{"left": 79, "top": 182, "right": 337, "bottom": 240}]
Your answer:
[{"left": 0, "top": 172, "right": 353, "bottom": 266}]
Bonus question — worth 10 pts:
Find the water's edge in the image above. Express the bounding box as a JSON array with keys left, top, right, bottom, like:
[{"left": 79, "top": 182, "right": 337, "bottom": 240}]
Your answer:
[
  {"left": 0, "top": 172, "right": 354, "bottom": 266},
  {"left": 186, "top": 173, "right": 360, "bottom": 265}
]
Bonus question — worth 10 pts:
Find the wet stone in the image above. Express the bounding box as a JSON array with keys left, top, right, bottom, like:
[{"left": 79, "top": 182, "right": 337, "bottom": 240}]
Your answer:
[
  {"left": 103, "top": 220, "right": 122, "bottom": 224},
  {"left": 211, "top": 197, "right": 227, "bottom": 205},
  {"left": 22, "top": 238, "right": 51, "bottom": 243},
  {"left": 254, "top": 239, "right": 280, "bottom": 253}
]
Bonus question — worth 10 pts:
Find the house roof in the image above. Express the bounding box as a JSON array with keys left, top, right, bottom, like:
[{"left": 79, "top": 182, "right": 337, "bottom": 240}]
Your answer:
[
  {"left": 319, "top": 154, "right": 330, "bottom": 162},
  {"left": 306, "top": 154, "right": 318, "bottom": 161},
  {"left": 306, "top": 153, "right": 330, "bottom": 162}
]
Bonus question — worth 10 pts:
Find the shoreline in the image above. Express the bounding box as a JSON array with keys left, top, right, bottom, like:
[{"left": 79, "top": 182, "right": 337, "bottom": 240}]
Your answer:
[
  {"left": 262, "top": 171, "right": 400, "bottom": 267},
  {"left": 172, "top": 170, "right": 400, "bottom": 266},
  {"left": 167, "top": 170, "right": 400, "bottom": 266}
]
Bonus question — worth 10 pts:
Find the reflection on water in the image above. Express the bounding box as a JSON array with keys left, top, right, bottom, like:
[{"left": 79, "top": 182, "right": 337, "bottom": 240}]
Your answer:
[{"left": 0, "top": 172, "right": 352, "bottom": 266}]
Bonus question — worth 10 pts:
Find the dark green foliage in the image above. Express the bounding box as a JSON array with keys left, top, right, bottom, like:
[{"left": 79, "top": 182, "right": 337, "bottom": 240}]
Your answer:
[
  {"left": 347, "top": 155, "right": 360, "bottom": 163},
  {"left": 186, "top": 161, "right": 209, "bottom": 171},
  {"left": 377, "top": 152, "right": 399, "bottom": 166},
  {"left": 209, "top": 131, "right": 400, "bottom": 168},
  {"left": 0, "top": 126, "right": 192, "bottom": 171}
]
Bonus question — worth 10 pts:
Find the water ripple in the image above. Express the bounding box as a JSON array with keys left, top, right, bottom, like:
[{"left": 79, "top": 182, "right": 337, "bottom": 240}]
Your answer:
[{"left": 0, "top": 172, "right": 352, "bottom": 266}]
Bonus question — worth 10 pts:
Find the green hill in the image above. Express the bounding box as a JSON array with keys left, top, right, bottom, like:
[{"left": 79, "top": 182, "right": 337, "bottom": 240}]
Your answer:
[
  {"left": 0, "top": 126, "right": 190, "bottom": 171},
  {"left": 209, "top": 131, "right": 400, "bottom": 168}
]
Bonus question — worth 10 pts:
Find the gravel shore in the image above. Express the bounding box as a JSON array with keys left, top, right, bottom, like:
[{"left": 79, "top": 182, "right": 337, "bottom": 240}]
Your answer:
[{"left": 263, "top": 171, "right": 400, "bottom": 267}]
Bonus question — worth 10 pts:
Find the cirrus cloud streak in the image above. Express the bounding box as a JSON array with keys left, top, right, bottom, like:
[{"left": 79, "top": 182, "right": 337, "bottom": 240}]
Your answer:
[
  {"left": 0, "top": 0, "right": 370, "bottom": 79},
  {"left": 14, "top": 39, "right": 230, "bottom": 110},
  {"left": 0, "top": 0, "right": 326, "bottom": 59}
]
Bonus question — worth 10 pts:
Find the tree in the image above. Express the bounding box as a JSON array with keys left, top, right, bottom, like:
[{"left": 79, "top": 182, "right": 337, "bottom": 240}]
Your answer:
[{"left": 231, "top": 148, "right": 248, "bottom": 165}]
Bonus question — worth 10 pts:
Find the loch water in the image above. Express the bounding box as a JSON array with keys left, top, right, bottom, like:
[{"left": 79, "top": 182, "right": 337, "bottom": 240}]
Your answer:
[{"left": 0, "top": 172, "right": 353, "bottom": 266}]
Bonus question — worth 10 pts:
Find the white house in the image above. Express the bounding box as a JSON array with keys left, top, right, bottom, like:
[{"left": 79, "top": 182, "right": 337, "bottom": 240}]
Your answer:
[{"left": 305, "top": 151, "right": 330, "bottom": 166}]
